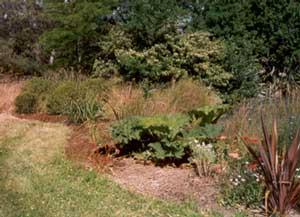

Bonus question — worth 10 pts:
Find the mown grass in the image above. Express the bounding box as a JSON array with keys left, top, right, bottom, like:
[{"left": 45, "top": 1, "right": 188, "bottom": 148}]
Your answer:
[{"left": 0, "top": 120, "right": 207, "bottom": 217}]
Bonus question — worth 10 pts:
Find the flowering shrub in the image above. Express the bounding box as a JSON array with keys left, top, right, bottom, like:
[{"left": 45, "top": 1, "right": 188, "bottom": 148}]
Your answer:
[{"left": 220, "top": 158, "right": 263, "bottom": 208}]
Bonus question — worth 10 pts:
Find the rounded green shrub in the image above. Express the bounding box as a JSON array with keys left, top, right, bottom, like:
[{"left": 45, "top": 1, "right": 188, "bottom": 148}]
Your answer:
[
  {"left": 15, "top": 92, "right": 37, "bottom": 114},
  {"left": 46, "top": 81, "right": 83, "bottom": 115},
  {"left": 24, "top": 77, "right": 56, "bottom": 95},
  {"left": 80, "top": 78, "right": 108, "bottom": 100},
  {"left": 22, "top": 77, "right": 57, "bottom": 112}
]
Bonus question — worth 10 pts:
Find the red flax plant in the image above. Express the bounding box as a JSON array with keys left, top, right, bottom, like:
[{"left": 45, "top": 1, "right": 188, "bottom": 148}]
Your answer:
[{"left": 243, "top": 116, "right": 300, "bottom": 216}]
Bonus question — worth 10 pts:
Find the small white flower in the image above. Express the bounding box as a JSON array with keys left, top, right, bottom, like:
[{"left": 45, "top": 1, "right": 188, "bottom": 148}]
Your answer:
[
  {"left": 207, "top": 143, "right": 213, "bottom": 149},
  {"left": 238, "top": 175, "right": 241, "bottom": 178},
  {"left": 256, "top": 178, "right": 260, "bottom": 182},
  {"left": 241, "top": 178, "right": 246, "bottom": 182},
  {"left": 245, "top": 161, "right": 249, "bottom": 165}
]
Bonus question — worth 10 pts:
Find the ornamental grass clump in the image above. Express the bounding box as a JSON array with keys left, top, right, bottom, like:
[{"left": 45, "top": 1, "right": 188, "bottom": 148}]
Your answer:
[{"left": 243, "top": 116, "right": 300, "bottom": 216}]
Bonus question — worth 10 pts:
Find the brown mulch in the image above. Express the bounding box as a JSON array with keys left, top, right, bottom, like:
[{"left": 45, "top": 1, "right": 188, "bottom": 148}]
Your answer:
[
  {"left": 111, "top": 157, "right": 219, "bottom": 208},
  {"left": 65, "top": 125, "right": 96, "bottom": 165},
  {"left": 14, "top": 113, "right": 68, "bottom": 123}
]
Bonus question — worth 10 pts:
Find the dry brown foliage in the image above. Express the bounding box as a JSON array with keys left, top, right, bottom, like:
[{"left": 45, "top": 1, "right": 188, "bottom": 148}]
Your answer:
[
  {"left": 0, "top": 80, "right": 23, "bottom": 113},
  {"left": 104, "top": 79, "right": 221, "bottom": 120}
]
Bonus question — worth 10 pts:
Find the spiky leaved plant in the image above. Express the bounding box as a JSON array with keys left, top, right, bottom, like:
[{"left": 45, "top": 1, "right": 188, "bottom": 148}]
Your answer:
[{"left": 243, "top": 116, "right": 300, "bottom": 216}]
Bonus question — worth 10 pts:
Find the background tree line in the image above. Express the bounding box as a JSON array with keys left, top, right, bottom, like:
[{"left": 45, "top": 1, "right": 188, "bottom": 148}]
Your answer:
[{"left": 1, "top": 0, "right": 300, "bottom": 101}]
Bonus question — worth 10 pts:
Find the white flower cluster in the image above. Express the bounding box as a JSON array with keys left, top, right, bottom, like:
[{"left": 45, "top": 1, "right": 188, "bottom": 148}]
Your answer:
[
  {"left": 230, "top": 161, "right": 262, "bottom": 187},
  {"left": 190, "top": 139, "right": 213, "bottom": 149},
  {"left": 230, "top": 175, "right": 246, "bottom": 186}
]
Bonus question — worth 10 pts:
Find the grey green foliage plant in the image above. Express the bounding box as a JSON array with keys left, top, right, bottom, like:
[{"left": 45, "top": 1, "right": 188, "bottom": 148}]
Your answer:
[{"left": 189, "top": 141, "right": 216, "bottom": 177}]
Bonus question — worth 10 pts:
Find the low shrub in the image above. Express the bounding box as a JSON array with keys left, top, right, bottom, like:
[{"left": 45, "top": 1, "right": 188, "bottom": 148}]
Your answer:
[
  {"left": 15, "top": 91, "right": 37, "bottom": 114},
  {"left": 79, "top": 78, "right": 108, "bottom": 100},
  {"left": 23, "top": 77, "right": 55, "bottom": 94},
  {"left": 46, "top": 81, "right": 83, "bottom": 115},
  {"left": 46, "top": 79, "right": 108, "bottom": 123},
  {"left": 15, "top": 77, "right": 108, "bottom": 122},
  {"left": 22, "top": 77, "right": 56, "bottom": 112}
]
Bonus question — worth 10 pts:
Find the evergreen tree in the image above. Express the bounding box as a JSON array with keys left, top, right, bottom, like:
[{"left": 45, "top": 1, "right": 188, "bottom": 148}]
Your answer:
[
  {"left": 40, "top": 0, "right": 116, "bottom": 72},
  {"left": 123, "top": 0, "right": 186, "bottom": 47},
  {"left": 0, "top": 0, "right": 51, "bottom": 74},
  {"left": 191, "top": 0, "right": 300, "bottom": 86}
]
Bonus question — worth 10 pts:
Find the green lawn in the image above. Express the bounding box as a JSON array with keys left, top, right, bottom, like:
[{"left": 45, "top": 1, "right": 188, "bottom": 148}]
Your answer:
[{"left": 0, "top": 120, "right": 205, "bottom": 217}]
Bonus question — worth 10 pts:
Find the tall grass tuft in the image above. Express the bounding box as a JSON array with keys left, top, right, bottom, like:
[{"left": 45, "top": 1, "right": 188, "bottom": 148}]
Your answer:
[{"left": 105, "top": 79, "right": 220, "bottom": 120}]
